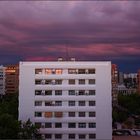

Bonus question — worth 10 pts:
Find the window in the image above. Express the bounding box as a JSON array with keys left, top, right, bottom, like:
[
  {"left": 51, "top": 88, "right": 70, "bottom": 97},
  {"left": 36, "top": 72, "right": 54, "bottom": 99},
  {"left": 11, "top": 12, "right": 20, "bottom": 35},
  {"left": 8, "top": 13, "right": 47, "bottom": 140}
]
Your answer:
[
  {"left": 55, "top": 80, "right": 62, "bottom": 85},
  {"left": 69, "top": 112, "right": 75, "bottom": 117},
  {"left": 55, "top": 134, "right": 62, "bottom": 139},
  {"left": 35, "top": 101, "right": 42, "bottom": 106},
  {"left": 35, "top": 79, "right": 41, "bottom": 85},
  {"left": 79, "top": 112, "right": 85, "bottom": 117},
  {"left": 69, "top": 134, "right": 75, "bottom": 139},
  {"left": 55, "top": 112, "right": 63, "bottom": 117},
  {"left": 35, "top": 90, "right": 42, "bottom": 95},
  {"left": 78, "top": 90, "right": 85, "bottom": 95},
  {"left": 45, "top": 80, "right": 52, "bottom": 84},
  {"left": 68, "top": 123, "right": 76, "bottom": 128},
  {"left": 88, "top": 123, "right": 96, "bottom": 128},
  {"left": 45, "top": 90, "right": 52, "bottom": 95},
  {"left": 88, "top": 69, "right": 95, "bottom": 74},
  {"left": 69, "top": 90, "right": 75, "bottom": 95},
  {"left": 45, "top": 123, "right": 52, "bottom": 128},
  {"left": 45, "top": 134, "right": 52, "bottom": 139},
  {"left": 68, "top": 69, "right": 77, "bottom": 74},
  {"left": 55, "top": 123, "right": 62, "bottom": 128},
  {"left": 35, "top": 112, "right": 42, "bottom": 117},
  {"left": 89, "top": 90, "right": 95, "bottom": 95},
  {"left": 35, "top": 122, "right": 41, "bottom": 128},
  {"left": 69, "top": 101, "right": 75, "bottom": 106},
  {"left": 78, "top": 123, "right": 86, "bottom": 128},
  {"left": 35, "top": 69, "right": 42, "bottom": 74},
  {"left": 89, "top": 134, "right": 96, "bottom": 139},
  {"left": 79, "top": 101, "right": 85, "bottom": 106},
  {"left": 55, "top": 90, "right": 62, "bottom": 95},
  {"left": 79, "top": 79, "right": 85, "bottom": 84},
  {"left": 45, "top": 69, "right": 52, "bottom": 75},
  {"left": 45, "top": 101, "right": 53, "bottom": 106},
  {"left": 78, "top": 69, "right": 86, "bottom": 74},
  {"left": 55, "top": 101, "right": 62, "bottom": 106},
  {"left": 89, "top": 79, "right": 95, "bottom": 84},
  {"left": 89, "top": 101, "right": 96, "bottom": 106},
  {"left": 69, "top": 79, "right": 75, "bottom": 85},
  {"left": 89, "top": 112, "right": 96, "bottom": 117},
  {"left": 44, "top": 112, "right": 52, "bottom": 118},
  {"left": 55, "top": 69, "right": 62, "bottom": 74},
  {"left": 79, "top": 134, "right": 86, "bottom": 139}
]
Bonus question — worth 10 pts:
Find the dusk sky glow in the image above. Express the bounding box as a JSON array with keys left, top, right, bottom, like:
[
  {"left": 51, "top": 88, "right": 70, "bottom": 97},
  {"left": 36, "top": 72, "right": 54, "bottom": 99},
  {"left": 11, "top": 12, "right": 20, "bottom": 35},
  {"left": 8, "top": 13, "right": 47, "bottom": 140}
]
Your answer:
[{"left": 0, "top": 1, "right": 140, "bottom": 72}]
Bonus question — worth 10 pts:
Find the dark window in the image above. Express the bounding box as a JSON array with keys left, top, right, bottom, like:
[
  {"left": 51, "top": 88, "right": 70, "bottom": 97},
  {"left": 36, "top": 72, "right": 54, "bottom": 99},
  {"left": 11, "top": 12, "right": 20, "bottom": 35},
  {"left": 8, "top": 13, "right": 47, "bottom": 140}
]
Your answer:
[
  {"left": 45, "top": 123, "right": 52, "bottom": 128},
  {"left": 69, "top": 112, "right": 75, "bottom": 117},
  {"left": 35, "top": 90, "right": 42, "bottom": 95},
  {"left": 35, "top": 122, "right": 41, "bottom": 128},
  {"left": 88, "top": 69, "right": 95, "bottom": 74},
  {"left": 68, "top": 123, "right": 76, "bottom": 128},
  {"left": 89, "top": 90, "right": 95, "bottom": 95},
  {"left": 35, "top": 101, "right": 42, "bottom": 106},
  {"left": 79, "top": 79, "right": 85, "bottom": 84},
  {"left": 89, "top": 134, "right": 96, "bottom": 139},
  {"left": 45, "top": 134, "right": 52, "bottom": 139},
  {"left": 55, "top": 90, "right": 62, "bottom": 95},
  {"left": 89, "top": 79, "right": 95, "bottom": 84},
  {"left": 69, "top": 79, "right": 75, "bottom": 85},
  {"left": 78, "top": 69, "right": 86, "bottom": 74},
  {"left": 79, "top": 134, "right": 86, "bottom": 139},
  {"left": 45, "top": 90, "right": 52, "bottom": 95},
  {"left": 78, "top": 90, "right": 85, "bottom": 95},
  {"left": 78, "top": 123, "right": 86, "bottom": 128},
  {"left": 89, "top": 101, "right": 96, "bottom": 106},
  {"left": 69, "top": 90, "right": 75, "bottom": 95},
  {"left": 69, "top": 101, "right": 75, "bottom": 106},
  {"left": 79, "top": 112, "right": 85, "bottom": 117},
  {"left": 69, "top": 134, "right": 75, "bottom": 139},
  {"left": 55, "top": 134, "right": 62, "bottom": 139},
  {"left": 89, "top": 112, "right": 96, "bottom": 117},
  {"left": 35, "top": 69, "right": 42, "bottom": 74},
  {"left": 79, "top": 101, "right": 85, "bottom": 106},
  {"left": 35, "top": 112, "right": 42, "bottom": 117},
  {"left": 68, "top": 69, "right": 77, "bottom": 74},
  {"left": 55, "top": 101, "right": 62, "bottom": 106},
  {"left": 55, "top": 123, "right": 62, "bottom": 128},
  {"left": 45, "top": 101, "right": 53, "bottom": 106},
  {"left": 55, "top": 80, "right": 62, "bottom": 85},
  {"left": 45, "top": 80, "right": 52, "bottom": 84},
  {"left": 89, "top": 123, "right": 96, "bottom": 128}
]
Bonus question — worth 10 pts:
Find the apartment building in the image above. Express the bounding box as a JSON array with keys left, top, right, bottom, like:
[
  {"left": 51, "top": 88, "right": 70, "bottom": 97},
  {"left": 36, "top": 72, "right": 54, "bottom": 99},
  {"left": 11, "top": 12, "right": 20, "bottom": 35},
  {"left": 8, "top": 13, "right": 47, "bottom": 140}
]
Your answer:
[
  {"left": 19, "top": 61, "right": 112, "bottom": 140},
  {"left": 0, "top": 65, "right": 5, "bottom": 95},
  {"left": 5, "top": 65, "right": 19, "bottom": 94}
]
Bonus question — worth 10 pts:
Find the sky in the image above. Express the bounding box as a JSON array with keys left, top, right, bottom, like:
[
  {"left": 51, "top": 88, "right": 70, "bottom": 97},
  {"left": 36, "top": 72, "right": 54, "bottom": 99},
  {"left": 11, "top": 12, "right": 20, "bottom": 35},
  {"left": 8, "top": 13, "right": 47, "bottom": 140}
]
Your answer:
[{"left": 0, "top": 1, "right": 140, "bottom": 72}]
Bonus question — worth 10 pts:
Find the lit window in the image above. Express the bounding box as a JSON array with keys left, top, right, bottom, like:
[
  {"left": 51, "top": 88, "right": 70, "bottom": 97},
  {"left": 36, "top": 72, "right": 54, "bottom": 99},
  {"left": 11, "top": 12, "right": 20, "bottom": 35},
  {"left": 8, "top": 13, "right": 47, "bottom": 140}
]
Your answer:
[
  {"left": 69, "top": 79, "right": 75, "bottom": 85},
  {"left": 45, "top": 69, "right": 51, "bottom": 75},
  {"left": 55, "top": 69, "right": 62, "bottom": 74},
  {"left": 44, "top": 112, "right": 52, "bottom": 118},
  {"left": 89, "top": 79, "right": 95, "bottom": 84},
  {"left": 55, "top": 112, "right": 63, "bottom": 117}
]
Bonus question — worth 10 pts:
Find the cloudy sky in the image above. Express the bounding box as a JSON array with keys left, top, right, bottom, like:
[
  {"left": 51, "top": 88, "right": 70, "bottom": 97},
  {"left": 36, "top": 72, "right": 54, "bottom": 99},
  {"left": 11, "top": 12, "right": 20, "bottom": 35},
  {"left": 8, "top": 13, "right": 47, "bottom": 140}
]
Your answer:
[{"left": 0, "top": 1, "right": 140, "bottom": 72}]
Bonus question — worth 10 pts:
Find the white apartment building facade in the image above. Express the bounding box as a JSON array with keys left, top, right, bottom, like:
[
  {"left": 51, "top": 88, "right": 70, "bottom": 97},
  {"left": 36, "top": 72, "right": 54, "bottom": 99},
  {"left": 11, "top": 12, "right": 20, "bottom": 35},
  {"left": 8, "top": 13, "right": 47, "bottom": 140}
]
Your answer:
[
  {"left": 0, "top": 65, "right": 5, "bottom": 95},
  {"left": 19, "top": 61, "right": 112, "bottom": 140}
]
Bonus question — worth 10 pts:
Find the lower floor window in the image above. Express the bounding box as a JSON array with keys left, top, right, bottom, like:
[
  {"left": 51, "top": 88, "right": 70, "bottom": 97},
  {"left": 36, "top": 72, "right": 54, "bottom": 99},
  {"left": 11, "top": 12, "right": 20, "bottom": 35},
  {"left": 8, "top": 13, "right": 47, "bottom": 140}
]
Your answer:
[
  {"left": 89, "top": 134, "right": 96, "bottom": 139},
  {"left": 79, "top": 134, "right": 86, "bottom": 139},
  {"left": 55, "top": 134, "right": 62, "bottom": 139},
  {"left": 45, "top": 134, "right": 52, "bottom": 139},
  {"left": 69, "top": 134, "right": 75, "bottom": 139}
]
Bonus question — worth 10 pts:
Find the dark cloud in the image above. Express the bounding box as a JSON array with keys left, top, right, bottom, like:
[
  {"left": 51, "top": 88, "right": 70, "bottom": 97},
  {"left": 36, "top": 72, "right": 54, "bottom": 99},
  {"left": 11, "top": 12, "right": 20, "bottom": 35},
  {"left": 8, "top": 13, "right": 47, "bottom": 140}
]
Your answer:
[{"left": 0, "top": 1, "right": 140, "bottom": 72}]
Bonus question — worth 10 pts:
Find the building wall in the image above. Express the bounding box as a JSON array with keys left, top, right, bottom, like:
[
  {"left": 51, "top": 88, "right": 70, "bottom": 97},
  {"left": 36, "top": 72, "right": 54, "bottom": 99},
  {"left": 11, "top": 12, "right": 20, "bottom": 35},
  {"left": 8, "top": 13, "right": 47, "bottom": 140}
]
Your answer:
[
  {"left": 19, "top": 61, "right": 112, "bottom": 140},
  {"left": 0, "top": 65, "right": 5, "bottom": 95}
]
